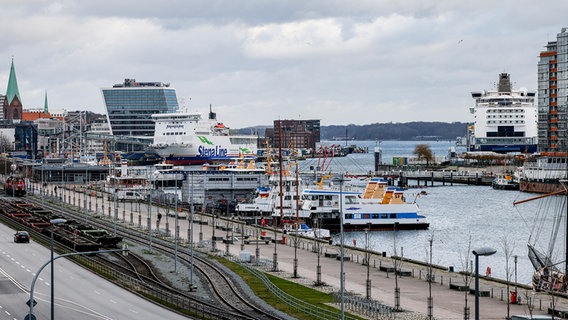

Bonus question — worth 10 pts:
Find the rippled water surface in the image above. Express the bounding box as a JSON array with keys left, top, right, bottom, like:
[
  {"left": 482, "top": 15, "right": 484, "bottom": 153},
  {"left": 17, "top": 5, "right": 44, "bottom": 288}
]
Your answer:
[{"left": 298, "top": 141, "right": 566, "bottom": 285}]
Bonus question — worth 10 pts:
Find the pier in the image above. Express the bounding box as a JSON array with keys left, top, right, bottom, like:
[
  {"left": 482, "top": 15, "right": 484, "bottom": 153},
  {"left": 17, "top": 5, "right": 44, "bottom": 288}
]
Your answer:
[{"left": 394, "top": 170, "right": 494, "bottom": 187}]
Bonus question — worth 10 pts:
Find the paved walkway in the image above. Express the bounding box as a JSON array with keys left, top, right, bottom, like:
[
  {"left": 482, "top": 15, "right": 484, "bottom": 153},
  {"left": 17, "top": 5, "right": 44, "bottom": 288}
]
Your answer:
[{"left": 30, "top": 183, "right": 567, "bottom": 320}]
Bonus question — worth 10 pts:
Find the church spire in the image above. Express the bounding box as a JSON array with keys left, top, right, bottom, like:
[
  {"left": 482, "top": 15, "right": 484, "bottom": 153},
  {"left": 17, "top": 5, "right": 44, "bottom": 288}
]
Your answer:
[
  {"left": 44, "top": 90, "right": 49, "bottom": 114},
  {"left": 6, "top": 58, "right": 21, "bottom": 105}
]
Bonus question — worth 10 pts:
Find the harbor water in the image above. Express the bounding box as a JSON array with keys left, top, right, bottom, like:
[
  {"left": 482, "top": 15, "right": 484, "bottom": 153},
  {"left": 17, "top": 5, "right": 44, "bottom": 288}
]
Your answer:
[{"left": 298, "top": 140, "right": 566, "bottom": 286}]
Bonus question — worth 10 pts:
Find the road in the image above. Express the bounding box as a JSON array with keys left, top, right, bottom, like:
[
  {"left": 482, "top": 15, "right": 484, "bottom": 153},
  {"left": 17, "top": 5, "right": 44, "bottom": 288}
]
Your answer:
[{"left": 0, "top": 220, "right": 190, "bottom": 320}]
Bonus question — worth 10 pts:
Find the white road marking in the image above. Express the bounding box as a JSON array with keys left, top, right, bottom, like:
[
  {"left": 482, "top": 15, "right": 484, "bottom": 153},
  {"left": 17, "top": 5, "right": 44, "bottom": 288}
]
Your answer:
[{"left": 109, "top": 299, "right": 117, "bottom": 304}]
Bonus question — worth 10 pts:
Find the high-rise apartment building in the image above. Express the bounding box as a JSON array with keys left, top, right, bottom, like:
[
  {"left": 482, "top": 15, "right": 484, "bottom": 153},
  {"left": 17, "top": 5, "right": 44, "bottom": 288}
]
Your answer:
[
  {"left": 101, "top": 78, "right": 178, "bottom": 138},
  {"left": 537, "top": 27, "right": 568, "bottom": 153}
]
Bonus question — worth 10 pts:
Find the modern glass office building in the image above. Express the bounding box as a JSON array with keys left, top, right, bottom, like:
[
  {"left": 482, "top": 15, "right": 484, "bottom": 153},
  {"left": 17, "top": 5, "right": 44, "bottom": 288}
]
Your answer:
[{"left": 101, "top": 78, "right": 178, "bottom": 138}]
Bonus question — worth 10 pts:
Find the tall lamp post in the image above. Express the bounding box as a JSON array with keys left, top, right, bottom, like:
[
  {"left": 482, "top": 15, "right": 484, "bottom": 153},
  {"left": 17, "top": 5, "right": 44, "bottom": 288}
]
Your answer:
[
  {"left": 50, "top": 218, "right": 67, "bottom": 320},
  {"left": 338, "top": 175, "right": 345, "bottom": 319},
  {"left": 472, "top": 247, "right": 496, "bottom": 320}
]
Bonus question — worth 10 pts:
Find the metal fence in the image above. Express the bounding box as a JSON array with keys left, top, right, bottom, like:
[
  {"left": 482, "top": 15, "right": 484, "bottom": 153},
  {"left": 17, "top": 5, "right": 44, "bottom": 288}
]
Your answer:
[{"left": 236, "top": 257, "right": 394, "bottom": 319}]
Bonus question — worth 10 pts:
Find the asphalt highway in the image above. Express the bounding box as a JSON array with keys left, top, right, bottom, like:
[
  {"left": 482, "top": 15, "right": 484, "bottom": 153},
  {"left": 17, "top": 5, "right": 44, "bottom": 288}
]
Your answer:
[{"left": 0, "top": 219, "right": 190, "bottom": 320}]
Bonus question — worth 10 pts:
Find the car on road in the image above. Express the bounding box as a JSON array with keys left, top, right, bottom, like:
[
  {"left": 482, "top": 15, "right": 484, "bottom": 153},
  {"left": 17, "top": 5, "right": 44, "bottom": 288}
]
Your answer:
[{"left": 14, "top": 231, "right": 30, "bottom": 243}]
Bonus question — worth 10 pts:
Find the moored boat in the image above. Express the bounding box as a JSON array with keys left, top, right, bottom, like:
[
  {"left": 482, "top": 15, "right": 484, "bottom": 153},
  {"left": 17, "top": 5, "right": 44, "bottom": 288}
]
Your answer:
[
  {"left": 514, "top": 180, "right": 568, "bottom": 293},
  {"left": 150, "top": 106, "right": 258, "bottom": 165},
  {"left": 104, "top": 160, "right": 152, "bottom": 199},
  {"left": 518, "top": 153, "right": 567, "bottom": 194},
  {"left": 491, "top": 174, "right": 519, "bottom": 190},
  {"left": 283, "top": 222, "right": 331, "bottom": 240},
  {"left": 300, "top": 177, "right": 429, "bottom": 232}
]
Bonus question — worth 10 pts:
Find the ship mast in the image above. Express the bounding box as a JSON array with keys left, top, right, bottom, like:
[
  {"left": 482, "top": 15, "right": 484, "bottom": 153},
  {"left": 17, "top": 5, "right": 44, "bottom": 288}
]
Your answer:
[{"left": 278, "top": 121, "right": 283, "bottom": 229}]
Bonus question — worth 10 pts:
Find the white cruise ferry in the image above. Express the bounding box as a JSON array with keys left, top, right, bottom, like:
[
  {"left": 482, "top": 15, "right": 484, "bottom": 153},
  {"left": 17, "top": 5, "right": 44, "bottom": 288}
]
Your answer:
[
  {"left": 468, "top": 73, "right": 538, "bottom": 153},
  {"left": 151, "top": 106, "right": 258, "bottom": 165}
]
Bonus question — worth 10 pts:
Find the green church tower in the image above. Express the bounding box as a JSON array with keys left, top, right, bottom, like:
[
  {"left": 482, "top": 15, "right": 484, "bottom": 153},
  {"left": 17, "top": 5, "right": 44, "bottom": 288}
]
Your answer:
[{"left": 3, "top": 58, "right": 23, "bottom": 120}]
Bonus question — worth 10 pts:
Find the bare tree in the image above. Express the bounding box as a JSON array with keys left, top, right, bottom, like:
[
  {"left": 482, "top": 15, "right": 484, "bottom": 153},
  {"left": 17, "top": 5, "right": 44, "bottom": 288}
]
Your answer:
[
  {"left": 413, "top": 144, "right": 434, "bottom": 165},
  {"left": 392, "top": 223, "right": 402, "bottom": 311},
  {"left": 0, "top": 133, "right": 12, "bottom": 153},
  {"left": 501, "top": 236, "right": 515, "bottom": 319},
  {"left": 458, "top": 235, "right": 474, "bottom": 320}
]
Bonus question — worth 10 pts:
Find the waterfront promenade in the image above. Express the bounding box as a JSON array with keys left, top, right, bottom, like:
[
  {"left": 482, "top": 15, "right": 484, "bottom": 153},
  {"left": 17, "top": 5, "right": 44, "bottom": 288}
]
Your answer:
[{"left": 28, "top": 183, "right": 567, "bottom": 319}]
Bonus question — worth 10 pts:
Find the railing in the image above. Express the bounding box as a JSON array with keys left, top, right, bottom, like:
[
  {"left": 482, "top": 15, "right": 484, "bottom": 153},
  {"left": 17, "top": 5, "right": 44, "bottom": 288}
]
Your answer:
[
  {"left": 332, "top": 292, "right": 395, "bottom": 319},
  {"left": 237, "top": 257, "right": 393, "bottom": 319}
]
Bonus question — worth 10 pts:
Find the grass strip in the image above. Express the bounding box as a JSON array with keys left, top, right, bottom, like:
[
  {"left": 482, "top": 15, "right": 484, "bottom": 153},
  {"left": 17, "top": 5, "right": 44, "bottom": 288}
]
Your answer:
[{"left": 216, "top": 257, "right": 363, "bottom": 320}]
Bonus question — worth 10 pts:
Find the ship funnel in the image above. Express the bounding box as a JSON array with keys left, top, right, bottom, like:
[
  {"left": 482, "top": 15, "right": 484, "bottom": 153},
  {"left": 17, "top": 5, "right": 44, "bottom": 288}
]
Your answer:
[
  {"left": 209, "top": 104, "right": 216, "bottom": 120},
  {"left": 497, "top": 73, "right": 511, "bottom": 94}
]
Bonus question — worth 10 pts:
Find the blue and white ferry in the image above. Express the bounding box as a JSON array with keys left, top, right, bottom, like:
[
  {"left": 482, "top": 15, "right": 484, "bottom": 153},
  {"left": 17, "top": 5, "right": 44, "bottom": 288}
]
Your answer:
[{"left": 300, "top": 178, "right": 429, "bottom": 232}]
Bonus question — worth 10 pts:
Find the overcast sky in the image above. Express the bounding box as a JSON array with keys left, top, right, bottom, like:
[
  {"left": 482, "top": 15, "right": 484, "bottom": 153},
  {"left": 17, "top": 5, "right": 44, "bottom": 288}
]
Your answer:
[{"left": 1, "top": 1, "right": 566, "bottom": 128}]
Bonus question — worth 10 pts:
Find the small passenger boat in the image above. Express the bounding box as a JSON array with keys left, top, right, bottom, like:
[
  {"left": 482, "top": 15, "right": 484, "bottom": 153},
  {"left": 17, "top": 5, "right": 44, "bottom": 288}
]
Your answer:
[{"left": 300, "top": 177, "right": 429, "bottom": 232}]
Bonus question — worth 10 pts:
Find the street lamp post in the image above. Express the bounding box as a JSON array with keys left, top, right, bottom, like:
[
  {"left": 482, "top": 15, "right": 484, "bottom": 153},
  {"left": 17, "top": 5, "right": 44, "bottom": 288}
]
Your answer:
[
  {"left": 50, "top": 218, "right": 67, "bottom": 320},
  {"left": 189, "top": 189, "right": 195, "bottom": 291},
  {"left": 514, "top": 255, "right": 518, "bottom": 303},
  {"left": 41, "top": 162, "right": 44, "bottom": 208},
  {"left": 148, "top": 193, "right": 153, "bottom": 251},
  {"left": 338, "top": 175, "right": 345, "bottom": 319},
  {"left": 365, "top": 223, "right": 371, "bottom": 300},
  {"left": 472, "top": 247, "right": 497, "bottom": 320},
  {"left": 28, "top": 247, "right": 128, "bottom": 320}
]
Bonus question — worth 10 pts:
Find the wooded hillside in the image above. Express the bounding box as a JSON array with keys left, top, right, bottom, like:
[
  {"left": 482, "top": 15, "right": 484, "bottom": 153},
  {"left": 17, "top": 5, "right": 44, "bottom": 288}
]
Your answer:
[{"left": 241, "top": 122, "right": 468, "bottom": 141}]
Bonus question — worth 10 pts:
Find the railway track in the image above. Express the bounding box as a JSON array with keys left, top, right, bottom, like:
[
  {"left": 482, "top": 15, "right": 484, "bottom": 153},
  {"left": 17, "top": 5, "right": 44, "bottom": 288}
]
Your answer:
[{"left": 12, "top": 193, "right": 286, "bottom": 320}]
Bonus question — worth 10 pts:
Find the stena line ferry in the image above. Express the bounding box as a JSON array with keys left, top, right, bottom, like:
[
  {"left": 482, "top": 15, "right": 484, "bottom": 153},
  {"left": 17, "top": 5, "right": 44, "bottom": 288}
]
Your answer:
[{"left": 150, "top": 106, "right": 258, "bottom": 165}]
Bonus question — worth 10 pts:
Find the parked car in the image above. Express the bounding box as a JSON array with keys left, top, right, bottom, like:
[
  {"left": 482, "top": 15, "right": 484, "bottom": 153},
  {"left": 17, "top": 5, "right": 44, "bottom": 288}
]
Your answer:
[{"left": 14, "top": 231, "right": 30, "bottom": 243}]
